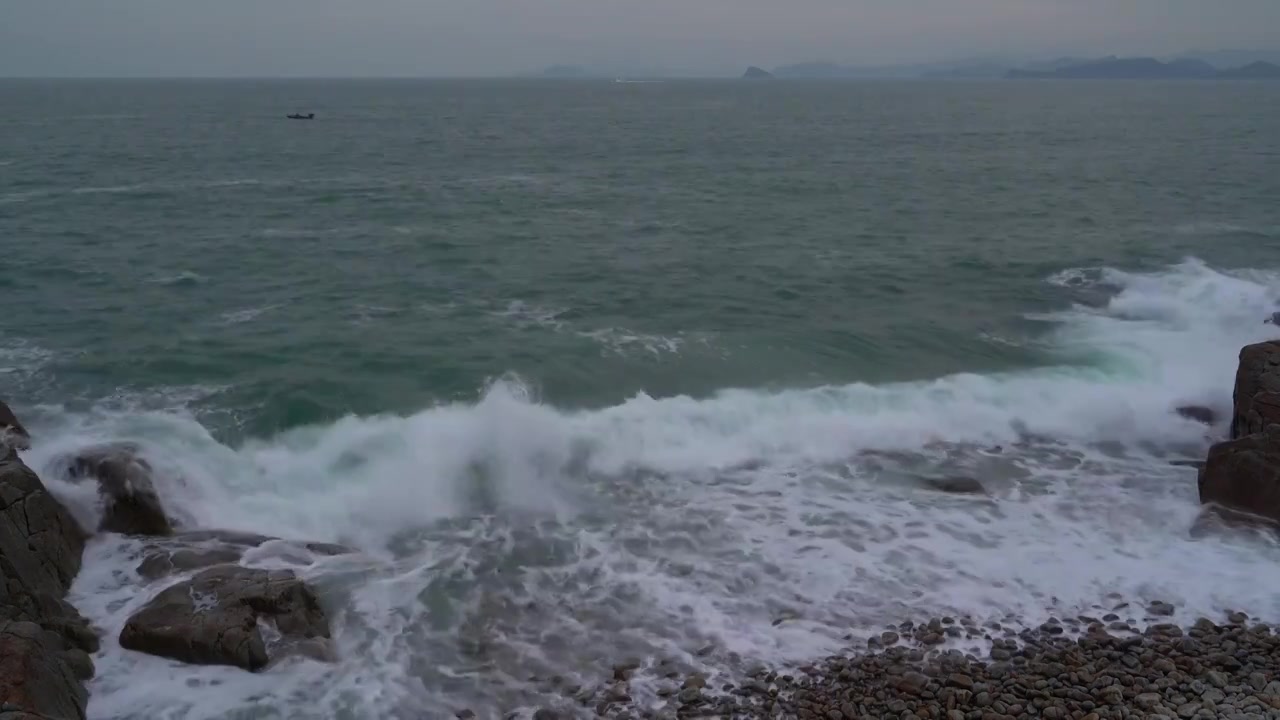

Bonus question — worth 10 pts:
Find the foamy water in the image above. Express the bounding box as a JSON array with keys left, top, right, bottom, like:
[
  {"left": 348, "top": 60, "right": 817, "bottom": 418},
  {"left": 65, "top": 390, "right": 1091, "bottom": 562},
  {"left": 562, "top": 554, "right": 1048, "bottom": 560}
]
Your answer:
[{"left": 13, "top": 259, "right": 1280, "bottom": 719}]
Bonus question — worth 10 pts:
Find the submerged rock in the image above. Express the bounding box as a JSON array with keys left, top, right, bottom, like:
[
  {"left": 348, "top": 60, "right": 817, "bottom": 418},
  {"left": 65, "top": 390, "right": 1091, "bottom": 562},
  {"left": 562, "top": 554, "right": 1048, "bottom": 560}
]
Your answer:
[
  {"left": 137, "top": 546, "right": 245, "bottom": 580},
  {"left": 0, "top": 399, "right": 31, "bottom": 450},
  {"left": 136, "top": 530, "right": 357, "bottom": 580},
  {"left": 1199, "top": 427, "right": 1280, "bottom": 524},
  {"left": 923, "top": 476, "right": 986, "bottom": 494},
  {"left": 57, "top": 443, "right": 173, "bottom": 536},
  {"left": 1175, "top": 405, "right": 1217, "bottom": 425},
  {"left": 120, "top": 565, "right": 332, "bottom": 671}
]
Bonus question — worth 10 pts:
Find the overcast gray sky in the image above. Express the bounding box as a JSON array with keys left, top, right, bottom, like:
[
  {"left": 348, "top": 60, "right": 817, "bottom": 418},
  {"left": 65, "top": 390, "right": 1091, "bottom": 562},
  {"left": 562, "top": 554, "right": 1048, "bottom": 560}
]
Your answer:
[{"left": 3, "top": 0, "right": 1279, "bottom": 77}]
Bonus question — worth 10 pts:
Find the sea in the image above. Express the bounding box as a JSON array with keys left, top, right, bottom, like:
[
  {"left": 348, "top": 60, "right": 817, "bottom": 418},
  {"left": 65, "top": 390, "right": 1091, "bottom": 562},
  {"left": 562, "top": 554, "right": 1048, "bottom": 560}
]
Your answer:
[{"left": 3, "top": 78, "right": 1280, "bottom": 719}]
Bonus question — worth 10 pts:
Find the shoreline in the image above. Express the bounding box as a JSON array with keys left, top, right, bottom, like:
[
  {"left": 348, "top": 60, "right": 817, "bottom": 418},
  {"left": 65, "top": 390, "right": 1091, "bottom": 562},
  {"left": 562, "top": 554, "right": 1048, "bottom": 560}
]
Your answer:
[
  {"left": 4, "top": 338, "right": 1280, "bottom": 719},
  {"left": 525, "top": 607, "right": 1280, "bottom": 719}
]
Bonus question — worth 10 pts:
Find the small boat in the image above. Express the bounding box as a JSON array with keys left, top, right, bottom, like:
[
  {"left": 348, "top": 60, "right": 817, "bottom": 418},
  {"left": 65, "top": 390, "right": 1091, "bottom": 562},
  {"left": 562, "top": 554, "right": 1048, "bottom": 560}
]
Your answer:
[{"left": 286, "top": 113, "right": 315, "bottom": 120}]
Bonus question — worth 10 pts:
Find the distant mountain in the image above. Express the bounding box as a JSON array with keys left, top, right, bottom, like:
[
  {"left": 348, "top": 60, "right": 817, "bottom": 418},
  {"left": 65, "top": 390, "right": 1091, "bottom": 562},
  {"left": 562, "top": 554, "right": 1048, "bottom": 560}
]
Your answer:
[
  {"left": 742, "top": 66, "right": 774, "bottom": 80},
  {"left": 773, "top": 56, "right": 1054, "bottom": 80},
  {"left": 1007, "top": 57, "right": 1278, "bottom": 80},
  {"left": 1218, "top": 61, "right": 1280, "bottom": 79},
  {"left": 1177, "top": 50, "right": 1280, "bottom": 69},
  {"left": 772, "top": 62, "right": 861, "bottom": 78},
  {"left": 918, "top": 62, "right": 1010, "bottom": 79}
]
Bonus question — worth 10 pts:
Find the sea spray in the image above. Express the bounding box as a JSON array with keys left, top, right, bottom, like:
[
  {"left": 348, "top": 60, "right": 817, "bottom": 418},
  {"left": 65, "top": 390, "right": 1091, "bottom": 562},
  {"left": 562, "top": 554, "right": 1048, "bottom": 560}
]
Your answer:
[{"left": 12, "top": 259, "right": 1280, "bottom": 718}]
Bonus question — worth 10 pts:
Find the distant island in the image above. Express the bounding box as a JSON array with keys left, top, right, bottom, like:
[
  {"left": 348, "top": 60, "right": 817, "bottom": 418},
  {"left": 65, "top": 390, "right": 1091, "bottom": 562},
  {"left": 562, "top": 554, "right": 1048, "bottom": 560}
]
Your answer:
[
  {"left": 530, "top": 50, "right": 1280, "bottom": 81},
  {"left": 1007, "top": 57, "right": 1280, "bottom": 79}
]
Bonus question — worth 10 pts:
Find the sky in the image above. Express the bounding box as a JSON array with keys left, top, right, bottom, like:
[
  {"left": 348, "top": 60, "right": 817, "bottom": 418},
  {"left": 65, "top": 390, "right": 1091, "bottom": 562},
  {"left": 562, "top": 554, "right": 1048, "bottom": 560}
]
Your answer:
[{"left": 3, "top": 0, "right": 1279, "bottom": 77}]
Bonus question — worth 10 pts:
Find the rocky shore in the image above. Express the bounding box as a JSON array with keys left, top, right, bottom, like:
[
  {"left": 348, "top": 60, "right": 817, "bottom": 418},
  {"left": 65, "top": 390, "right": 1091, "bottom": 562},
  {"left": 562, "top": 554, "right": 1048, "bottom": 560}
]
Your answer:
[
  {"left": 513, "top": 338, "right": 1280, "bottom": 720},
  {"left": 6, "top": 338, "right": 1280, "bottom": 719},
  {"left": 0, "top": 400, "right": 349, "bottom": 719}
]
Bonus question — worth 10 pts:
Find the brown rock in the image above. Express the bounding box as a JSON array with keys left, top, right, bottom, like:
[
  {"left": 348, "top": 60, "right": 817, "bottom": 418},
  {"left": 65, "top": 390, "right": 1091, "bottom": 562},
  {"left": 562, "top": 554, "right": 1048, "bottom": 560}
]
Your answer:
[
  {"left": 0, "top": 425, "right": 94, "bottom": 720},
  {"left": 1231, "top": 341, "right": 1280, "bottom": 438},
  {"left": 0, "top": 452, "right": 94, "bottom": 650},
  {"left": 1198, "top": 427, "right": 1280, "bottom": 524},
  {"left": 0, "top": 620, "right": 88, "bottom": 720},
  {"left": 58, "top": 443, "right": 173, "bottom": 536},
  {"left": 119, "top": 565, "right": 331, "bottom": 671},
  {"left": 0, "top": 399, "right": 31, "bottom": 450},
  {"left": 1243, "top": 392, "right": 1280, "bottom": 438}
]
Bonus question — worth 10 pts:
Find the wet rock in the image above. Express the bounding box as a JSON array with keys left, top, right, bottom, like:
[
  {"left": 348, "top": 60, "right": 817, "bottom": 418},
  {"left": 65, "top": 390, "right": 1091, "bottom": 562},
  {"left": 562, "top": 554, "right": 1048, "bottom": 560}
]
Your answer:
[
  {"left": 924, "top": 476, "right": 987, "bottom": 495},
  {"left": 135, "top": 531, "right": 359, "bottom": 580},
  {"left": 0, "top": 436, "right": 97, "bottom": 705},
  {"left": 1176, "top": 405, "right": 1217, "bottom": 426},
  {"left": 119, "top": 565, "right": 331, "bottom": 671},
  {"left": 57, "top": 442, "right": 173, "bottom": 536},
  {"left": 1231, "top": 341, "right": 1280, "bottom": 438},
  {"left": 0, "top": 399, "right": 31, "bottom": 450},
  {"left": 137, "top": 547, "right": 244, "bottom": 580},
  {"left": 0, "top": 620, "right": 88, "bottom": 720},
  {"left": 1198, "top": 427, "right": 1280, "bottom": 524},
  {"left": 0, "top": 452, "right": 84, "bottom": 594}
]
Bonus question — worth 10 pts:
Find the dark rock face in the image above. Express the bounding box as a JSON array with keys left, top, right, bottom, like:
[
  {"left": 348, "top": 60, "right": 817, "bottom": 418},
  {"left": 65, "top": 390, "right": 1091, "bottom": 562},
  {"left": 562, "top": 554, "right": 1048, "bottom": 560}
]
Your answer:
[
  {"left": 1231, "top": 341, "right": 1280, "bottom": 438},
  {"left": 1239, "top": 391, "right": 1280, "bottom": 439},
  {"left": 0, "top": 620, "right": 90, "bottom": 720},
  {"left": 120, "top": 565, "right": 332, "bottom": 671},
  {"left": 1199, "top": 427, "right": 1280, "bottom": 524},
  {"left": 743, "top": 66, "right": 775, "bottom": 79},
  {"left": 58, "top": 443, "right": 174, "bottom": 536},
  {"left": 0, "top": 400, "right": 31, "bottom": 451},
  {"left": 0, "top": 405, "right": 94, "bottom": 719}
]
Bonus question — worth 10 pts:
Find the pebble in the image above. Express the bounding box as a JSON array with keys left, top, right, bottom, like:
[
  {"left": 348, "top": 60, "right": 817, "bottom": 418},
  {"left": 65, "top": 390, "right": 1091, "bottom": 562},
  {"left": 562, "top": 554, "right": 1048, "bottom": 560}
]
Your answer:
[{"left": 695, "top": 610, "right": 1280, "bottom": 720}]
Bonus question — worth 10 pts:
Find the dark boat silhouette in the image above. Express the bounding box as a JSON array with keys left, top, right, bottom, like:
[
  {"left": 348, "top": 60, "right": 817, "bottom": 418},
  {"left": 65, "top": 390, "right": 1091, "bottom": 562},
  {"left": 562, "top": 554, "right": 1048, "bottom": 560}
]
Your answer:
[{"left": 286, "top": 113, "right": 315, "bottom": 120}]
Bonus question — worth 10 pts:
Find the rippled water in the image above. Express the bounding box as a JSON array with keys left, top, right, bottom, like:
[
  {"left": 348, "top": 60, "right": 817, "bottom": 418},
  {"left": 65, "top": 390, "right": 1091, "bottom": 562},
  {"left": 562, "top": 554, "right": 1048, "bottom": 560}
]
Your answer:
[{"left": 3, "top": 79, "right": 1280, "bottom": 719}]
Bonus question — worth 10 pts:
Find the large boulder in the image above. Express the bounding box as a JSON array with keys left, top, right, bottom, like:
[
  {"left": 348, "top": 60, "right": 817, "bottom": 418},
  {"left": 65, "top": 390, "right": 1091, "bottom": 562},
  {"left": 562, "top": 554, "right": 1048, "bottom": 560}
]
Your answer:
[
  {"left": 119, "top": 565, "right": 332, "bottom": 671},
  {"left": 1231, "top": 341, "right": 1280, "bottom": 438},
  {"left": 0, "top": 399, "right": 31, "bottom": 451},
  {"left": 58, "top": 443, "right": 173, "bottom": 536},
  {"left": 1198, "top": 426, "right": 1280, "bottom": 524}
]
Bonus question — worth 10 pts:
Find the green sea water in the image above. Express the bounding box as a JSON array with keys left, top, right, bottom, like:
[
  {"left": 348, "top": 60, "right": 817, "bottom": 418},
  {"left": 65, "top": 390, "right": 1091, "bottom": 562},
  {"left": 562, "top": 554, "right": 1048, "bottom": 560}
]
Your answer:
[
  {"left": 3, "top": 79, "right": 1280, "bottom": 719},
  {"left": 4, "top": 80, "right": 1279, "bottom": 431}
]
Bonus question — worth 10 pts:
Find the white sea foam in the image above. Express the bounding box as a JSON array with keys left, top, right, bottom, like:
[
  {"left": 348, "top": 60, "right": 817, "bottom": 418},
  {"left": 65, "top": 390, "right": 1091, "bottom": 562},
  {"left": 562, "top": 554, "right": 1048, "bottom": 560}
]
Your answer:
[
  {"left": 149, "top": 271, "right": 206, "bottom": 287},
  {"left": 496, "top": 300, "right": 703, "bottom": 358},
  {"left": 20, "top": 258, "right": 1280, "bottom": 718},
  {"left": 217, "top": 305, "right": 277, "bottom": 325}
]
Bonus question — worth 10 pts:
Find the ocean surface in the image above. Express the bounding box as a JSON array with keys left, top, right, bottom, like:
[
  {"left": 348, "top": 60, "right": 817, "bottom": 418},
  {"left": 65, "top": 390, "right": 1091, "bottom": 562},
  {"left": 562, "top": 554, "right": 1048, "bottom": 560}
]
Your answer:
[{"left": 3, "top": 78, "right": 1280, "bottom": 719}]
